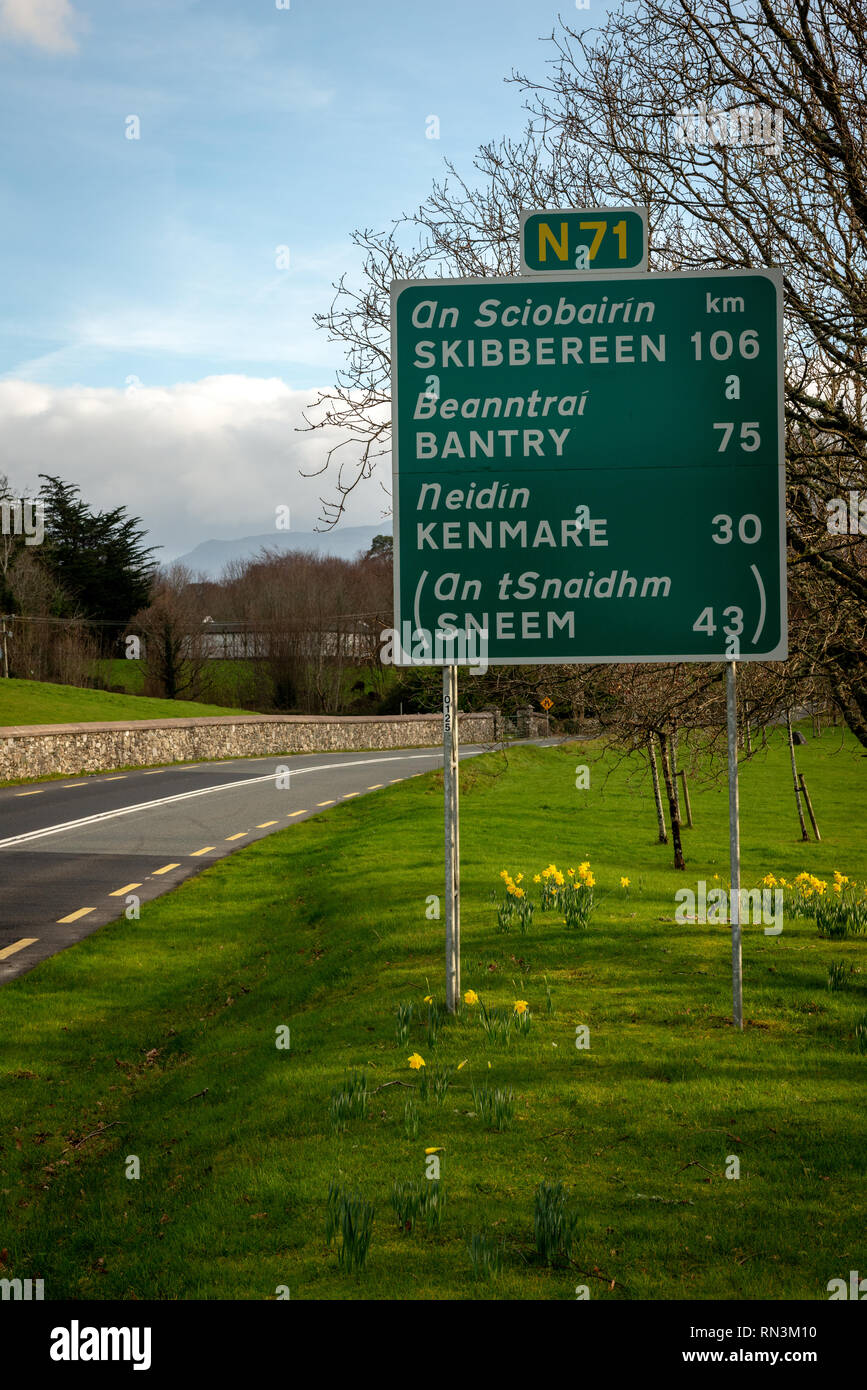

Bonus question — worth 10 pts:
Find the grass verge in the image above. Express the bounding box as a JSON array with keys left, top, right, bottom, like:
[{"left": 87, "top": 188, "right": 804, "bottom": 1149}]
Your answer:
[
  {"left": 0, "top": 678, "right": 258, "bottom": 728},
  {"left": 1, "top": 728, "right": 865, "bottom": 1299}
]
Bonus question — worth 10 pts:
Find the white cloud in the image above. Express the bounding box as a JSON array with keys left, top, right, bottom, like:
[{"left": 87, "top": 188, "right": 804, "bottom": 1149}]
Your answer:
[
  {"left": 0, "top": 375, "right": 391, "bottom": 561},
  {"left": 0, "top": 0, "right": 81, "bottom": 53}
]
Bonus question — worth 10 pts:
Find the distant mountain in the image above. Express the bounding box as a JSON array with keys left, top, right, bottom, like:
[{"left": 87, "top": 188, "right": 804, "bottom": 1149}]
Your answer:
[{"left": 173, "top": 525, "right": 390, "bottom": 578}]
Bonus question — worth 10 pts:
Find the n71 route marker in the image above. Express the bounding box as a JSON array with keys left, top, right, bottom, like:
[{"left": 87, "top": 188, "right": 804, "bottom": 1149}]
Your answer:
[
  {"left": 520, "top": 206, "right": 648, "bottom": 273},
  {"left": 391, "top": 267, "right": 785, "bottom": 667}
]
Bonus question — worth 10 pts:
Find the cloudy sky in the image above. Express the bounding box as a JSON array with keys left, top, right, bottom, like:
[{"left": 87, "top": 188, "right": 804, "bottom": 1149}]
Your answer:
[{"left": 0, "top": 0, "right": 602, "bottom": 559}]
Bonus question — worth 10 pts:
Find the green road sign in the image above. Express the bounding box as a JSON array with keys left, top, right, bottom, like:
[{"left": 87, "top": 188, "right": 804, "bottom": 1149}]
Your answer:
[
  {"left": 390, "top": 268, "right": 786, "bottom": 666},
  {"left": 520, "top": 207, "right": 647, "bottom": 273}
]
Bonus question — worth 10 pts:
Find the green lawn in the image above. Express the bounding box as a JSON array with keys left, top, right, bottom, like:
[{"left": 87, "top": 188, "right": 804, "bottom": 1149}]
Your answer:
[
  {"left": 1, "top": 727, "right": 865, "bottom": 1300},
  {"left": 0, "top": 678, "right": 259, "bottom": 727},
  {"left": 94, "top": 657, "right": 400, "bottom": 712}
]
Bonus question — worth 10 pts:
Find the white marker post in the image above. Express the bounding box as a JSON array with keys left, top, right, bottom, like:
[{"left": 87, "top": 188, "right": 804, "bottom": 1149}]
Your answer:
[
  {"left": 443, "top": 665, "right": 460, "bottom": 1012},
  {"left": 726, "top": 660, "right": 743, "bottom": 1029}
]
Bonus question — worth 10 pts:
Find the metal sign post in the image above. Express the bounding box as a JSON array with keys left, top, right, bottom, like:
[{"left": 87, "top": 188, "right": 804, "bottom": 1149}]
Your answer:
[
  {"left": 390, "top": 227, "right": 786, "bottom": 1025},
  {"left": 726, "top": 661, "right": 743, "bottom": 1029},
  {"left": 443, "top": 665, "right": 460, "bottom": 1012}
]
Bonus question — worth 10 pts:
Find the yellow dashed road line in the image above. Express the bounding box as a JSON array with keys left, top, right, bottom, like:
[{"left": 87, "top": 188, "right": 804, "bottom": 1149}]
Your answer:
[
  {"left": 109, "top": 883, "right": 142, "bottom": 896},
  {"left": 287, "top": 810, "right": 307, "bottom": 817},
  {"left": 103, "top": 776, "right": 126, "bottom": 782},
  {"left": 57, "top": 908, "right": 95, "bottom": 924},
  {"left": 15, "top": 790, "right": 43, "bottom": 797},
  {"left": 62, "top": 783, "right": 87, "bottom": 788},
  {"left": 0, "top": 938, "right": 37, "bottom": 960},
  {"left": 152, "top": 863, "right": 181, "bottom": 875},
  {"left": 342, "top": 792, "right": 359, "bottom": 798},
  {"left": 226, "top": 832, "right": 248, "bottom": 840},
  {"left": 367, "top": 784, "right": 384, "bottom": 789},
  {"left": 316, "top": 801, "right": 334, "bottom": 807},
  {"left": 255, "top": 821, "right": 278, "bottom": 828},
  {"left": 190, "top": 846, "right": 216, "bottom": 856}
]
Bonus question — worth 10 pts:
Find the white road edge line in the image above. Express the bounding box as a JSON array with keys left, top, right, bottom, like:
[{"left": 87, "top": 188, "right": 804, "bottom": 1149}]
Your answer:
[{"left": 0, "top": 749, "right": 481, "bottom": 851}]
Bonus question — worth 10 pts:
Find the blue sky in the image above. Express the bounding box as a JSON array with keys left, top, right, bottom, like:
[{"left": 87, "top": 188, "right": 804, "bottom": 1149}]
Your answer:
[{"left": 0, "top": 0, "right": 606, "bottom": 553}]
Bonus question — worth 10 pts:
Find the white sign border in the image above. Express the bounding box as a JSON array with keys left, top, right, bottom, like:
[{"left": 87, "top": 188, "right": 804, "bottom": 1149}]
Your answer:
[
  {"left": 519, "top": 205, "right": 649, "bottom": 274},
  {"left": 390, "top": 266, "right": 787, "bottom": 666}
]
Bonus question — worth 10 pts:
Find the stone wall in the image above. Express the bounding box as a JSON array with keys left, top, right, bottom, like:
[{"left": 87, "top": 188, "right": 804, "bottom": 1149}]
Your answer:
[{"left": 0, "top": 712, "right": 518, "bottom": 781}]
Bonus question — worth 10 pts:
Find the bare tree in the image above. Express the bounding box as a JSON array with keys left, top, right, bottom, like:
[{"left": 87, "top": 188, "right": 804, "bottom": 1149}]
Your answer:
[
  {"left": 305, "top": 0, "right": 867, "bottom": 741},
  {"left": 129, "top": 565, "right": 211, "bottom": 701}
]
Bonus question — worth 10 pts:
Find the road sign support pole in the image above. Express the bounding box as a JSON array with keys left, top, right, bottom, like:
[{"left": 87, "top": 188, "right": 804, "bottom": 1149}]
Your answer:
[
  {"left": 726, "top": 661, "right": 743, "bottom": 1030},
  {"left": 443, "top": 665, "right": 460, "bottom": 1013}
]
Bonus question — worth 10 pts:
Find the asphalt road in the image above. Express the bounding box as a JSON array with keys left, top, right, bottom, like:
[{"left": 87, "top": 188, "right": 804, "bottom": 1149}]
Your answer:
[{"left": 0, "top": 743, "right": 494, "bottom": 985}]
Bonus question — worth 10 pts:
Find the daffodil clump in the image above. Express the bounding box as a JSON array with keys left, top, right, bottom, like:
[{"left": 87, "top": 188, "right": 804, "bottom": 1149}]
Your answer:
[
  {"left": 816, "top": 873, "right": 867, "bottom": 938},
  {"left": 497, "top": 862, "right": 596, "bottom": 931},
  {"left": 539, "top": 862, "right": 595, "bottom": 928},
  {"left": 763, "top": 870, "right": 867, "bottom": 937},
  {"left": 536, "top": 863, "right": 566, "bottom": 910},
  {"left": 497, "top": 869, "right": 534, "bottom": 932}
]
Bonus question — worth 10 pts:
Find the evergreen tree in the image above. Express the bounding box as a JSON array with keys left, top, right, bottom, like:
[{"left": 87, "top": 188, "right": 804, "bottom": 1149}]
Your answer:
[{"left": 37, "top": 475, "right": 159, "bottom": 634}]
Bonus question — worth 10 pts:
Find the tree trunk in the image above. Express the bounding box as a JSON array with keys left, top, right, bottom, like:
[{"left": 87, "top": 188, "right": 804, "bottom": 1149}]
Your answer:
[
  {"left": 647, "top": 736, "right": 668, "bottom": 843},
  {"left": 786, "top": 710, "right": 810, "bottom": 841},
  {"left": 657, "top": 730, "right": 685, "bottom": 869},
  {"left": 670, "top": 723, "right": 681, "bottom": 822}
]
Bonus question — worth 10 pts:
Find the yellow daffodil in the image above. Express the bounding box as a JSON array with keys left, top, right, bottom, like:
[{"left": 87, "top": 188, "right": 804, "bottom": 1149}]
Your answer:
[
  {"left": 464, "top": 990, "right": 479, "bottom": 1006},
  {"left": 408, "top": 1053, "right": 425, "bottom": 1070},
  {"left": 457, "top": 1059, "right": 468, "bottom": 1071},
  {"left": 514, "top": 999, "right": 529, "bottom": 1015},
  {"left": 423, "top": 994, "right": 433, "bottom": 1004},
  {"left": 620, "top": 876, "right": 630, "bottom": 888},
  {"left": 425, "top": 1147, "right": 444, "bottom": 1154}
]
